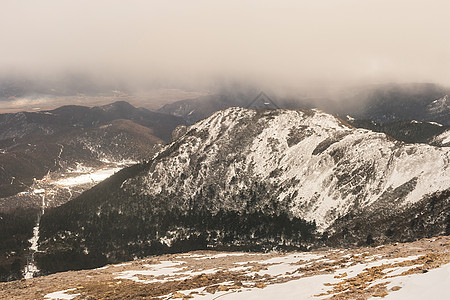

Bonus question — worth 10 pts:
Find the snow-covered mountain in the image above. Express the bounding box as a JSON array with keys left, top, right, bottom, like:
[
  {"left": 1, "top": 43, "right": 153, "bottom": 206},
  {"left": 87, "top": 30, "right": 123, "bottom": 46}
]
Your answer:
[
  {"left": 127, "top": 107, "right": 449, "bottom": 229},
  {"left": 37, "top": 107, "right": 450, "bottom": 275}
]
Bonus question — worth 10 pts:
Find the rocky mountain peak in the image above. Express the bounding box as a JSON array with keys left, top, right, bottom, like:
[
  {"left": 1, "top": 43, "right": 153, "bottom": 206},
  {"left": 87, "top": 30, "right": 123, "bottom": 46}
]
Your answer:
[
  {"left": 98, "top": 100, "right": 136, "bottom": 113},
  {"left": 36, "top": 107, "right": 450, "bottom": 275},
  {"left": 122, "top": 107, "right": 449, "bottom": 230}
]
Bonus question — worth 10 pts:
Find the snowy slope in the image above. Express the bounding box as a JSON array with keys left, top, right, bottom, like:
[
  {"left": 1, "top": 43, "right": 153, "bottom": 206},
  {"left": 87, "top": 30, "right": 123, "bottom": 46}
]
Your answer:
[
  {"left": 124, "top": 107, "right": 450, "bottom": 230},
  {"left": 3, "top": 236, "right": 449, "bottom": 300}
]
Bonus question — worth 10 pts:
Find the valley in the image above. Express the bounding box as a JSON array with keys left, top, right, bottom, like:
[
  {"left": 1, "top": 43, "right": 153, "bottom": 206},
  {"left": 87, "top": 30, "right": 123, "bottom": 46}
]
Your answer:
[{"left": 0, "top": 101, "right": 185, "bottom": 281}]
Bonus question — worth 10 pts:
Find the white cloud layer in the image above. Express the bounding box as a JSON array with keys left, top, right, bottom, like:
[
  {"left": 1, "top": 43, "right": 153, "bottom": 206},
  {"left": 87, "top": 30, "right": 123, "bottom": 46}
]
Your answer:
[{"left": 1, "top": 0, "right": 450, "bottom": 90}]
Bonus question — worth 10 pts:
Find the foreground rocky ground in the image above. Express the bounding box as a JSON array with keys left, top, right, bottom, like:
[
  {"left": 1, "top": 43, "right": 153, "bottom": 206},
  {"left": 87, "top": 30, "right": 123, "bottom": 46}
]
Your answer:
[{"left": 1, "top": 236, "right": 449, "bottom": 300}]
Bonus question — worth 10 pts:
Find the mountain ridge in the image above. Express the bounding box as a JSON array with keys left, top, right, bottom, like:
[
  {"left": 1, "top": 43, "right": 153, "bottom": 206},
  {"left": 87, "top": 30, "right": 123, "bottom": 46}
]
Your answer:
[
  {"left": 0, "top": 101, "right": 186, "bottom": 198},
  {"left": 36, "top": 107, "right": 450, "bottom": 274},
  {"left": 0, "top": 100, "right": 185, "bottom": 142}
]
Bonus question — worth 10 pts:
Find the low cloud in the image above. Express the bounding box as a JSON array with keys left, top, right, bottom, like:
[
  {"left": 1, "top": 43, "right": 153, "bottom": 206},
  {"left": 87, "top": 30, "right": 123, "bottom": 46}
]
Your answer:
[{"left": 1, "top": 0, "right": 450, "bottom": 95}]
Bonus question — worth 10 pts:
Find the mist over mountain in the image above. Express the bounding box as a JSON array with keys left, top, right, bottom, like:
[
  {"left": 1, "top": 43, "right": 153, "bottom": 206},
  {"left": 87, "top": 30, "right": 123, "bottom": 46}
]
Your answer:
[
  {"left": 2, "top": 2, "right": 450, "bottom": 94},
  {"left": 156, "top": 83, "right": 450, "bottom": 147},
  {"left": 158, "top": 83, "right": 450, "bottom": 125},
  {"left": 2, "top": 72, "right": 449, "bottom": 130},
  {"left": 0, "top": 73, "right": 129, "bottom": 100}
]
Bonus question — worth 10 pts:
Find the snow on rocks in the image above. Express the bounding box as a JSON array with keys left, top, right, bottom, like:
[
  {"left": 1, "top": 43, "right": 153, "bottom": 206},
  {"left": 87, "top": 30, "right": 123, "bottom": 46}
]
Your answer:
[
  {"left": 32, "top": 189, "right": 45, "bottom": 194},
  {"left": 44, "top": 288, "right": 80, "bottom": 300},
  {"left": 2, "top": 236, "right": 449, "bottom": 300},
  {"left": 23, "top": 221, "right": 41, "bottom": 279},
  {"left": 125, "top": 107, "right": 450, "bottom": 230}
]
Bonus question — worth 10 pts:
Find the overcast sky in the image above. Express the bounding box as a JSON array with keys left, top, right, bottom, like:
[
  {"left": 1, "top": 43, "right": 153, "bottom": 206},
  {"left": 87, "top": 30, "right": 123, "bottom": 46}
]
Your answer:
[{"left": 1, "top": 0, "right": 450, "bottom": 91}]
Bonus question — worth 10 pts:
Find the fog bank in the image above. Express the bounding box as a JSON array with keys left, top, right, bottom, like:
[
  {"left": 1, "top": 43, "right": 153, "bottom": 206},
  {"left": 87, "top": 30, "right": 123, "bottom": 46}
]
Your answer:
[{"left": 1, "top": 1, "right": 450, "bottom": 93}]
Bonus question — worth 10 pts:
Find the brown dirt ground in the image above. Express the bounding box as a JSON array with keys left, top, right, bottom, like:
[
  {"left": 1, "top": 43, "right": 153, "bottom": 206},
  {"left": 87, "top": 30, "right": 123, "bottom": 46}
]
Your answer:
[{"left": 1, "top": 235, "right": 449, "bottom": 300}]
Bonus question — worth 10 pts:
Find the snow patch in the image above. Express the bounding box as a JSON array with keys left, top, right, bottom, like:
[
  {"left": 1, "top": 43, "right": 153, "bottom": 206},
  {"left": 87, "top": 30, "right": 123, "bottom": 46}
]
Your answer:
[
  {"left": 194, "top": 274, "right": 335, "bottom": 300},
  {"left": 44, "top": 288, "right": 80, "bottom": 300},
  {"left": 427, "top": 121, "right": 443, "bottom": 127},
  {"left": 33, "top": 189, "right": 45, "bottom": 194},
  {"left": 114, "top": 261, "right": 185, "bottom": 284},
  {"left": 53, "top": 167, "right": 122, "bottom": 186},
  {"left": 380, "top": 263, "right": 450, "bottom": 300}
]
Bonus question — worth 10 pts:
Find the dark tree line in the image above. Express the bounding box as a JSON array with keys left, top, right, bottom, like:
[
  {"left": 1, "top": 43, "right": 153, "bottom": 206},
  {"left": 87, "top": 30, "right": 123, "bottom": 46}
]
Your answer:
[
  {"left": 37, "top": 176, "right": 317, "bottom": 275},
  {"left": 0, "top": 208, "right": 39, "bottom": 281}
]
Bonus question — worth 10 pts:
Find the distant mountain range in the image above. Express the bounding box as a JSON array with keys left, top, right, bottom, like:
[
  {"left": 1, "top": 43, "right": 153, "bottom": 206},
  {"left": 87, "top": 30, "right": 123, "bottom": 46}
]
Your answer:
[
  {"left": 340, "top": 83, "right": 449, "bottom": 124},
  {"left": 158, "top": 83, "right": 450, "bottom": 126},
  {"left": 344, "top": 118, "right": 450, "bottom": 146},
  {"left": 0, "top": 101, "right": 186, "bottom": 199},
  {"left": 157, "top": 83, "right": 450, "bottom": 146},
  {"left": 0, "top": 100, "right": 184, "bottom": 142},
  {"left": 0, "top": 101, "right": 187, "bottom": 281}
]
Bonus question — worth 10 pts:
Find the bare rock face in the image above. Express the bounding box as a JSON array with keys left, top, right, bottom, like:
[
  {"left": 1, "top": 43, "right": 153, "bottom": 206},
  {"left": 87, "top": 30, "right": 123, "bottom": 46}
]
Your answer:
[{"left": 36, "top": 107, "right": 450, "bottom": 275}]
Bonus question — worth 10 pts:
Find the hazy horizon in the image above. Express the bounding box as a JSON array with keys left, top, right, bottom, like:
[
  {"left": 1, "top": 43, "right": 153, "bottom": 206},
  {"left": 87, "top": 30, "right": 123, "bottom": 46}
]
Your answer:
[{"left": 1, "top": 0, "right": 450, "bottom": 110}]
